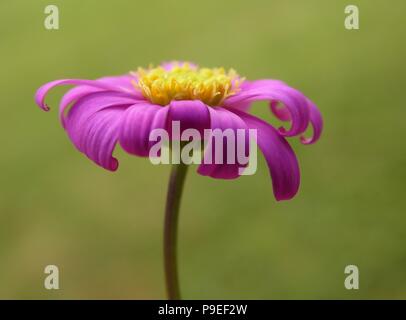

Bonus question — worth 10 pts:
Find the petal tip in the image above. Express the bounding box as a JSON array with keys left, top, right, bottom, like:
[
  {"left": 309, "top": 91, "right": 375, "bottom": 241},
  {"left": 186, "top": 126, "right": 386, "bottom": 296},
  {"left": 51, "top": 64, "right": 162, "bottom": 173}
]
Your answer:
[
  {"left": 300, "top": 135, "right": 316, "bottom": 145},
  {"left": 106, "top": 159, "right": 119, "bottom": 172}
]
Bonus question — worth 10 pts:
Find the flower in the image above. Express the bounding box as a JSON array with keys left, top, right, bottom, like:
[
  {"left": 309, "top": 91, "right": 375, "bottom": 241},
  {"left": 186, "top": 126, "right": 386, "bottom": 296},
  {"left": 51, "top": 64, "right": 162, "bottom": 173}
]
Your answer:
[{"left": 35, "top": 61, "right": 322, "bottom": 201}]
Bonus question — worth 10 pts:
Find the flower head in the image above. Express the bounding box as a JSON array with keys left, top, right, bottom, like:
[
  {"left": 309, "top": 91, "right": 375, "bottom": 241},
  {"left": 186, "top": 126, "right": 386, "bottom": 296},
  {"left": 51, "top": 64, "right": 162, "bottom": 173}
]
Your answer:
[
  {"left": 135, "top": 62, "right": 243, "bottom": 106},
  {"left": 35, "top": 61, "right": 323, "bottom": 201}
]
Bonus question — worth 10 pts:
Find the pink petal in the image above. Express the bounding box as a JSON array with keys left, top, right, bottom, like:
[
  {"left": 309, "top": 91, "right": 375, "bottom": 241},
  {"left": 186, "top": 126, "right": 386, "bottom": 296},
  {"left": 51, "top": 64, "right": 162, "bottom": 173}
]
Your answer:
[
  {"left": 119, "top": 103, "right": 169, "bottom": 157},
  {"left": 270, "top": 100, "right": 291, "bottom": 121},
  {"left": 233, "top": 109, "right": 300, "bottom": 201},
  {"left": 59, "top": 86, "right": 102, "bottom": 127},
  {"left": 65, "top": 92, "right": 136, "bottom": 170},
  {"left": 197, "top": 107, "right": 249, "bottom": 179},
  {"left": 167, "top": 100, "right": 211, "bottom": 137},
  {"left": 58, "top": 76, "right": 145, "bottom": 128},
  {"left": 119, "top": 100, "right": 211, "bottom": 159},
  {"left": 35, "top": 76, "right": 140, "bottom": 112},
  {"left": 300, "top": 98, "right": 323, "bottom": 144},
  {"left": 225, "top": 80, "right": 310, "bottom": 137},
  {"left": 97, "top": 74, "right": 140, "bottom": 92}
]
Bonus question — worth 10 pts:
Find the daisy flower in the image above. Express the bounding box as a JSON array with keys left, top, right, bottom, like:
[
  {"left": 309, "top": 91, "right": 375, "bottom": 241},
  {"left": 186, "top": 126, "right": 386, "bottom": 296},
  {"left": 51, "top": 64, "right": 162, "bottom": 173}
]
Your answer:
[{"left": 35, "top": 61, "right": 322, "bottom": 299}]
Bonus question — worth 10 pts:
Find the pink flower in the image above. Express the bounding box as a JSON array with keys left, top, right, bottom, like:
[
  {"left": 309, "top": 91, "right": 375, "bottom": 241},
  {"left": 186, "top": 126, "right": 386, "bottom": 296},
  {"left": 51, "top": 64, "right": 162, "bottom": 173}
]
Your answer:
[{"left": 35, "top": 61, "right": 322, "bottom": 201}]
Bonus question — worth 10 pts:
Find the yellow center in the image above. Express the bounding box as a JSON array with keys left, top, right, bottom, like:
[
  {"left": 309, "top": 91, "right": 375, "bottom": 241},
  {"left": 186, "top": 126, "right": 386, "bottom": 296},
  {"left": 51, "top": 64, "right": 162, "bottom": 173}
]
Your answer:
[{"left": 133, "top": 62, "right": 244, "bottom": 106}]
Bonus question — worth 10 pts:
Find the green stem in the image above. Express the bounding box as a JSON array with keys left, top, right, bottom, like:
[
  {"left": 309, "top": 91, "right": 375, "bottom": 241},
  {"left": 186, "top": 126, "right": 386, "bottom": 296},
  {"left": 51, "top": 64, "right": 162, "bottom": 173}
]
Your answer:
[{"left": 164, "top": 163, "right": 188, "bottom": 300}]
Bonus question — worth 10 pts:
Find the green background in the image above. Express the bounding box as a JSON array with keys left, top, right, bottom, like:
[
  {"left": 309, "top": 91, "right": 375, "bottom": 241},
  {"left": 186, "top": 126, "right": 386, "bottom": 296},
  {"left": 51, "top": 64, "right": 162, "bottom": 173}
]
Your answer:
[{"left": 0, "top": 0, "right": 405, "bottom": 299}]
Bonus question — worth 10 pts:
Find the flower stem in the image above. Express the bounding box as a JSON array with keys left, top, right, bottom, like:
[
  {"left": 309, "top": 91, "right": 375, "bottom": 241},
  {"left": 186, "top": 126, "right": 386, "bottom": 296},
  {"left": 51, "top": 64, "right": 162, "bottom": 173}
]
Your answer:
[{"left": 164, "top": 163, "right": 188, "bottom": 300}]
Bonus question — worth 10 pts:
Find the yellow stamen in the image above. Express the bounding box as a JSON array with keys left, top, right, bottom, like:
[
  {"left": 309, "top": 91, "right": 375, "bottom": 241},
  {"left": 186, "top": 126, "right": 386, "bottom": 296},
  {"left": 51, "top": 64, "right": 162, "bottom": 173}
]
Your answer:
[{"left": 133, "top": 62, "right": 244, "bottom": 106}]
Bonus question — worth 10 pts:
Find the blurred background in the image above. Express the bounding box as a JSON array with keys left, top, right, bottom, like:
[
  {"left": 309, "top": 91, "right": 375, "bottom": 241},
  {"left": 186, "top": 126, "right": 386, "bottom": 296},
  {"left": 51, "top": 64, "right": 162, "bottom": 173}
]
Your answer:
[{"left": 0, "top": 0, "right": 405, "bottom": 299}]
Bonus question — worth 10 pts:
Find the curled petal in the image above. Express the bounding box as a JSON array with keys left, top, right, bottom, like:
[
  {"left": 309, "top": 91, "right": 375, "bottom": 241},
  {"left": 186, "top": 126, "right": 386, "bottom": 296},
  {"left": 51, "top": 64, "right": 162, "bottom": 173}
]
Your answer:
[
  {"left": 270, "top": 96, "right": 322, "bottom": 144},
  {"left": 35, "top": 77, "right": 139, "bottom": 111},
  {"left": 241, "top": 79, "right": 285, "bottom": 90},
  {"left": 300, "top": 98, "right": 323, "bottom": 144},
  {"left": 119, "top": 103, "right": 169, "bottom": 157},
  {"left": 58, "top": 76, "right": 145, "bottom": 128},
  {"left": 197, "top": 107, "right": 249, "bottom": 179},
  {"left": 233, "top": 109, "right": 300, "bottom": 201},
  {"left": 225, "top": 80, "right": 310, "bottom": 137},
  {"left": 65, "top": 92, "right": 135, "bottom": 170},
  {"left": 270, "top": 100, "right": 291, "bottom": 122}
]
